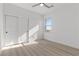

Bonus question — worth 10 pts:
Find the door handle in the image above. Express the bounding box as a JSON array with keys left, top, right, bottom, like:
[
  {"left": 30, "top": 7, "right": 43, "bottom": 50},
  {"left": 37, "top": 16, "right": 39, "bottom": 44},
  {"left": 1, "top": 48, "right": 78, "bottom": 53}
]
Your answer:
[{"left": 6, "top": 32, "right": 8, "bottom": 34}]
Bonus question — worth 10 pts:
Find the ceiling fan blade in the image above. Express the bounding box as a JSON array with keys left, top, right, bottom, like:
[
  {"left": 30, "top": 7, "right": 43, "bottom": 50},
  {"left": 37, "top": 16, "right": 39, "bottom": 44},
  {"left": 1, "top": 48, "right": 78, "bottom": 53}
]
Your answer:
[
  {"left": 32, "top": 3, "right": 41, "bottom": 7},
  {"left": 43, "top": 3, "right": 50, "bottom": 8}
]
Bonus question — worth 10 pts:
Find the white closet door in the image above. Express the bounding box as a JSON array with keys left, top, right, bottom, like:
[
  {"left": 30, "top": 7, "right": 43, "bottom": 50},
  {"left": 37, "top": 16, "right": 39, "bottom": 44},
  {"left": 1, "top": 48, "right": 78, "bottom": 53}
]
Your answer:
[{"left": 4, "top": 15, "right": 18, "bottom": 47}]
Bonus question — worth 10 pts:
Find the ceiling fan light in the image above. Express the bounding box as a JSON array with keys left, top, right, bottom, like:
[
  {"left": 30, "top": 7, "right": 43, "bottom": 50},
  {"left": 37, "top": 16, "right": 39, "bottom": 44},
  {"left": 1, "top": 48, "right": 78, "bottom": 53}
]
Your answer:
[{"left": 40, "top": 3, "right": 43, "bottom": 6}]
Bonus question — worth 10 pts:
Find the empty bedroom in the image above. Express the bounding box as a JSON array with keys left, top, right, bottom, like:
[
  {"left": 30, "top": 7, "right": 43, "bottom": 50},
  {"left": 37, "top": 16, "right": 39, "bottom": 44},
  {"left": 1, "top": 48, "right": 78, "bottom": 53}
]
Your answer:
[{"left": 0, "top": 3, "right": 79, "bottom": 56}]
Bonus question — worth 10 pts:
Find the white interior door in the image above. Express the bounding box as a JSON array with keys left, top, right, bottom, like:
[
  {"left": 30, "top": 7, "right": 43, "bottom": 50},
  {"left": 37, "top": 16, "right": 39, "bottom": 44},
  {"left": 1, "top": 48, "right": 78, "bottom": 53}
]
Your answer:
[{"left": 5, "top": 15, "right": 18, "bottom": 47}]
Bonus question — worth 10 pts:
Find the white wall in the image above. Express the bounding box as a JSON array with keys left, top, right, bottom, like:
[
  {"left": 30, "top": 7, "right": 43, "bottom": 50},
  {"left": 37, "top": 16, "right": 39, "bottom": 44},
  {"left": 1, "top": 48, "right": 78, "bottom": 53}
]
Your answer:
[
  {"left": 44, "top": 3, "right": 79, "bottom": 49},
  {"left": 0, "top": 4, "right": 4, "bottom": 48},
  {"left": 0, "top": 3, "right": 43, "bottom": 47}
]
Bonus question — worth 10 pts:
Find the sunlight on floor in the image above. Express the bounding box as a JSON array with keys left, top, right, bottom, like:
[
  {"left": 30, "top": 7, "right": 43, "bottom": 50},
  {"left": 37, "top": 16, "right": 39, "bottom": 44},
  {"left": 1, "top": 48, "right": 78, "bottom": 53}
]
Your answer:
[
  {"left": 1, "top": 40, "right": 39, "bottom": 51},
  {"left": 1, "top": 44, "right": 22, "bottom": 51},
  {"left": 23, "top": 40, "right": 39, "bottom": 46}
]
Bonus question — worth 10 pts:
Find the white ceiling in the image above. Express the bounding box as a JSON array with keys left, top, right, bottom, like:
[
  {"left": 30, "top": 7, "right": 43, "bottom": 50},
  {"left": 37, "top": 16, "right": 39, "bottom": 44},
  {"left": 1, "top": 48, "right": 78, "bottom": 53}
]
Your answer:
[{"left": 13, "top": 3, "right": 63, "bottom": 15}]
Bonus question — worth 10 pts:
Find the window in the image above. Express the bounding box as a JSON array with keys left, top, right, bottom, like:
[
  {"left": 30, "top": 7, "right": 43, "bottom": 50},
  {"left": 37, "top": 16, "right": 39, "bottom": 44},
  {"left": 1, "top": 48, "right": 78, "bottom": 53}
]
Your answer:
[{"left": 45, "top": 17, "right": 53, "bottom": 31}]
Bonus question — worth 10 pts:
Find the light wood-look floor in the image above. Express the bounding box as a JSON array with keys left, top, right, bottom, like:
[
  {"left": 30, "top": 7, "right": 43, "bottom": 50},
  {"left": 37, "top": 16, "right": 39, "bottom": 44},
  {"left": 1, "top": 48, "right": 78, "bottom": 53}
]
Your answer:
[{"left": 0, "top": 39, "right": 79, "bottom": 56}]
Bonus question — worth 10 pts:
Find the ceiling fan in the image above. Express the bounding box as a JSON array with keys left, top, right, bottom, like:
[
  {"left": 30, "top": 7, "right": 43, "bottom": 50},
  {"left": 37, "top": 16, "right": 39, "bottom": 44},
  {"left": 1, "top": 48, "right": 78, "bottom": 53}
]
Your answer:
[{"left": 32, "top": 3, "right": 54, "bottom": 8}]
